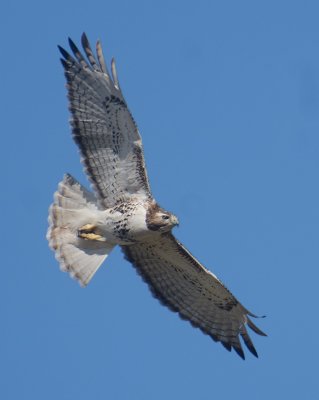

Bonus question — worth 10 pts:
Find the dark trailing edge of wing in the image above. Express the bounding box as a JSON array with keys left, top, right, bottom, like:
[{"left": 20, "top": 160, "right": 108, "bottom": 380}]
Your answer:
[{"left": 121, "top": 244, "right": 266, "bottom": 360}]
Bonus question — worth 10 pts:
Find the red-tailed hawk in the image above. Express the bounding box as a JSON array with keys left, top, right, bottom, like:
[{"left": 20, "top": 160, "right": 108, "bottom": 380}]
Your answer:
[{"left": 47, "top": 34, "right": 266, "bottom": 360}]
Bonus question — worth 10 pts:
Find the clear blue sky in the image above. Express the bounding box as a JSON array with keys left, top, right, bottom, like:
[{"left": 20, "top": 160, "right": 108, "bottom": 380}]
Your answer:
[{"left": 1, "top": 0, "right": 318, "bottom": 398}]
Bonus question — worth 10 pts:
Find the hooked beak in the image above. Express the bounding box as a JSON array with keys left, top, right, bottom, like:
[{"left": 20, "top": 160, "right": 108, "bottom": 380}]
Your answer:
[{"left": 170, "top": 215, "right": 179, "bottom": 227}]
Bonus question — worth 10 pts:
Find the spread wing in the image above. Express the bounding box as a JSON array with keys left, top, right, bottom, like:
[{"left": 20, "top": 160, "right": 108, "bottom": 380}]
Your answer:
[
  {"left": 122, "top": 233, "right": 266, "bottom": 359},
  {"left": 58, "top": 33, "right": 151, "bottom": 208}
]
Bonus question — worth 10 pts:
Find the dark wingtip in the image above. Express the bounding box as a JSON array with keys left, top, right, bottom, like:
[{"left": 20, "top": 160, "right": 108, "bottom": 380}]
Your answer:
[
  {"left": 58, "top": 45, "right": 72, "bottom": 61},
  {"left": 248, "top": 311, "right": 267, "bottom": 319},
  {"left": 67, "top": 36, "right": 87, "bottom": 66},
  {"left": 81, "top": 32, "right": 89, "bottom": 48},
  {"left": 68, "top": 37, "right": 78, "bottom": 54},
  {"left": 241, "top": 329, "right": 259, "bottom": 358},
  {"left": 221, "top": 342, "right": 232, "bottom": 352},
  {"left": 251, "top": 348, "right": 259, "bottom": 358},
  {"left": 245, "top": 339, "right": 259, "bottom": 358},
  {"left": 247, "top": 317, "right": 267, "bottom": 337},
  {"left": 60, "top": 58, "right": 68, "bottom": 69},
  {"left": 57, "top": 45, "right": 66, "bottom": 57},
  {"left": 233, "top": 346, "right": 245, "bottom": 360}
]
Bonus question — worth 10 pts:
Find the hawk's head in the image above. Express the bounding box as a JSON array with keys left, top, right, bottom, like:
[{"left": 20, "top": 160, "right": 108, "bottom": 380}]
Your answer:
[{"left": 146, "top": 202, "right": 179, "bottom": 232}]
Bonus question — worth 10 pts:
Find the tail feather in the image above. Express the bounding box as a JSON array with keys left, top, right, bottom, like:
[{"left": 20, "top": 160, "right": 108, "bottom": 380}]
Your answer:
[
  {"left": 54, "top": 174, "right": 97, "bottom": 207},
  {"left": 47, "top": 174, "right": 114, "bottom": 286}
]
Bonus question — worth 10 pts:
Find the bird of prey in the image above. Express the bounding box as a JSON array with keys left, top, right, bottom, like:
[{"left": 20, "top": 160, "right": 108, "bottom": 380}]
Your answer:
[{"left": 47, "top": 33, "right": 266, "bottom": 360}]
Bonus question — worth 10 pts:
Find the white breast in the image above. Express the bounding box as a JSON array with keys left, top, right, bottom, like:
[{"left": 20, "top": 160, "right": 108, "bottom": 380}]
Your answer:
[
  {"left": 95, "top": 201, "right": 149, "bottom": 244},
  {"left": 126, "top": 205, "right": 148, "bottom": 237}
]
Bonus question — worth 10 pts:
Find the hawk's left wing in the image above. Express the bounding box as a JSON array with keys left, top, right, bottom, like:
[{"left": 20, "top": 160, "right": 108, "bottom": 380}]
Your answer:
[
  {"left": 122, "top": 233, "right": 266, "bottom": 359},
  {"left": 58, "top": 34, "right": 151, "bottom": 208}
]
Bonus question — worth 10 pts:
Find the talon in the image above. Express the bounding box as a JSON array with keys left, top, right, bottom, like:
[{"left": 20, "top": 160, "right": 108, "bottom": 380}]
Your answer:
[
  {"left": 79, "top": 232, "right": 106, "bottom": 241},
  {"left": 79, "top": 223, "right": 96, "bottom": 232},
  {"left": 78, "top": 224, "right": 106, "bottom": 241}
]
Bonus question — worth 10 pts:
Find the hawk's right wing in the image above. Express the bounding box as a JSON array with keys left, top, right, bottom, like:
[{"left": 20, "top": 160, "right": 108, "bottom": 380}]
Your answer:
[
  {"left": 122, "top": 233, "right": 266, "bottom": 359},
  {"left": 59, "top": 33, "right": 151, "bottom": 208}
]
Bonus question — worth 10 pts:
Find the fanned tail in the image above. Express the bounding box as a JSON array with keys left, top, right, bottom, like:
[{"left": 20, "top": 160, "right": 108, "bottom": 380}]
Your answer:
[{"left": 47, "top": 174, "right": 114, "bottom": 286}]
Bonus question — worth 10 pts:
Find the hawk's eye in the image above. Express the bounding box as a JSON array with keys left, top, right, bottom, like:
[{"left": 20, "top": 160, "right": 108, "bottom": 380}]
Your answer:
[{"left": 162, "top": 215, "right": 170, "bottom": 220}]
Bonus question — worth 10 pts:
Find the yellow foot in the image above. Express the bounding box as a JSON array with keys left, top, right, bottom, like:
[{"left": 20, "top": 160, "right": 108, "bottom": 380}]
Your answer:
[
  {"left": 80, "top": 224, "right": 96, "bottom": 231},
  {"left": 78, "top": 224, "right": 106, "bottom": 242}
]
